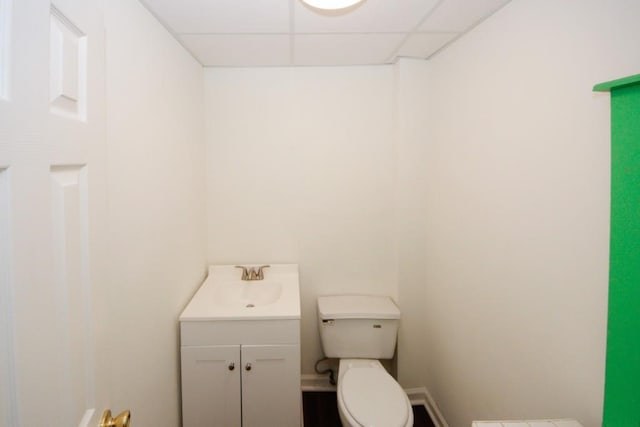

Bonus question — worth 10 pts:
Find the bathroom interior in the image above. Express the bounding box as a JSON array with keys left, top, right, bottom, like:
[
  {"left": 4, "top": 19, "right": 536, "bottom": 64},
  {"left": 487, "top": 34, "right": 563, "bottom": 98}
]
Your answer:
[{"left": 1, "top": 0, "right": 639, "bottom": 426}]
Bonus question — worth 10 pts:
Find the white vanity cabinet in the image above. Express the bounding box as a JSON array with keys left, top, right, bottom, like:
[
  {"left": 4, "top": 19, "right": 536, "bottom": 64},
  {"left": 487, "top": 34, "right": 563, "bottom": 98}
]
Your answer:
[
  {"left": 180, "top": 319, "right": 301, "bottom": 427},
  {"left": 180, "top": 265, "right": 302, "bottom": 427}
]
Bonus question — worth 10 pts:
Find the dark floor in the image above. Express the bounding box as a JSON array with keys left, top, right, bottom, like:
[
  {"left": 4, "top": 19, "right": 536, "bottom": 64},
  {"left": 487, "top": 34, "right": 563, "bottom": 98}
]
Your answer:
[{"left": 303, "top": 391, "right": 436, "bottom": 427}]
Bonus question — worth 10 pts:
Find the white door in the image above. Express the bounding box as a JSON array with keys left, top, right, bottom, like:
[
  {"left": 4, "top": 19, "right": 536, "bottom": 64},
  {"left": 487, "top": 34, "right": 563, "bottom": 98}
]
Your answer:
[{"left": 0, "top": 0, "right": 112, "bottom": 426}]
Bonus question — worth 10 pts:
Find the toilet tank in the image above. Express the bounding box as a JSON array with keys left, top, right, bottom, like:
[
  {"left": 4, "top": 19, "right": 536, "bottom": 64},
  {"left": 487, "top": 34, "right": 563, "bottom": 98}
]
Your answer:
[{"left": 317, "top": 295, "right": 400, "bottom": 359}]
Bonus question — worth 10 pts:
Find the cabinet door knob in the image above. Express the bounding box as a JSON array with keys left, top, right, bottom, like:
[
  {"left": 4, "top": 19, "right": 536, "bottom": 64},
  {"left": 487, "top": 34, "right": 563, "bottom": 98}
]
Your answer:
[
  {"left": 245, "top": 363, "right": 252, "bottom": 371},
  {"left": 228, "top": 362, "right": 235, "bottom": 371}
]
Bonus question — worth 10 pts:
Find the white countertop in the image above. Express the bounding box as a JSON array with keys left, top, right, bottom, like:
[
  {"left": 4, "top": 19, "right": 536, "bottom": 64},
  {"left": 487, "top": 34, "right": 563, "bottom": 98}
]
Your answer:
[{"left": 179, "top": 264, "right": 301, "bottom": 321}]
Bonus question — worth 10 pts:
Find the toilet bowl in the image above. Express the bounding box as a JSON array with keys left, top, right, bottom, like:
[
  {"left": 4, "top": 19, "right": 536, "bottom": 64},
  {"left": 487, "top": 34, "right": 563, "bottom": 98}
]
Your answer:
[
  {"left": 317, "top": 295, "right": 412, "bottom": 427},
  {"left": 337, "top": 359, "right": 413, "bottom": 427}
]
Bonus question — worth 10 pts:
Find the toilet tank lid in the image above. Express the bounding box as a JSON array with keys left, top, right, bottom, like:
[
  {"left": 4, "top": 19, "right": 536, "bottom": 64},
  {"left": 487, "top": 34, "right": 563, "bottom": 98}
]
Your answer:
[{"left": 317, "top": 295, "right": 400, "bottom": 320}]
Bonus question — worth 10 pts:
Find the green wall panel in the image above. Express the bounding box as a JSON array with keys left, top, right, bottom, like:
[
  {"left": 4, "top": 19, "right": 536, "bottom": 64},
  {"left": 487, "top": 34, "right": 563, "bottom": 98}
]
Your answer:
[{"left": 595, "top": 75, "right": 640, "bottom": 427}]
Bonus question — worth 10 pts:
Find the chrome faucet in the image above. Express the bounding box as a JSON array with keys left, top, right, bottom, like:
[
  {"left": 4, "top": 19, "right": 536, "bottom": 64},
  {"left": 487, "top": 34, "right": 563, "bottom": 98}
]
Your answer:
[{"left": 235, "top": 265, "right": 270, "bottom": 281}]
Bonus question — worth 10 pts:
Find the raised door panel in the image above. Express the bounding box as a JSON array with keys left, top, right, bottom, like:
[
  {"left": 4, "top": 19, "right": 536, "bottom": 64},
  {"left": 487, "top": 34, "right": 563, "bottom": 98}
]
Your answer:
[
  {"left": 241, "top": 344, "right": 301, "bottom": 427},
  {"left": 181, "top": 345, "right": 241, "bottom": 427}
]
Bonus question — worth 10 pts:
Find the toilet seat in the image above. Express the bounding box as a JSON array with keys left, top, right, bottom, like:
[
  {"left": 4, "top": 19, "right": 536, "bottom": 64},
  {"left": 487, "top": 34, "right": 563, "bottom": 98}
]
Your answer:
[{"left": 339, "top": 367, "right": 410, "bottom": 427}]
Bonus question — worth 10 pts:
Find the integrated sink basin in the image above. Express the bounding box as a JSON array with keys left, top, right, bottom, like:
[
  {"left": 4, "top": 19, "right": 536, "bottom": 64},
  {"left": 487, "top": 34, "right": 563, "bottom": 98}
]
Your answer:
[
  {"left": 212, "top": 280, "right": 283, "bottom": 308},
  {"left": 180, "top": 264, "right": 300, "bottom": 320}
]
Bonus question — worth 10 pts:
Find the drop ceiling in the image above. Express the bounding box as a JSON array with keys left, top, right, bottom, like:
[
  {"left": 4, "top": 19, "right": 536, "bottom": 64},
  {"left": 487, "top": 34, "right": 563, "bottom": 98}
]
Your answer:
[{"left": 139, "top": 0, "right": 512, "bottom": 67}]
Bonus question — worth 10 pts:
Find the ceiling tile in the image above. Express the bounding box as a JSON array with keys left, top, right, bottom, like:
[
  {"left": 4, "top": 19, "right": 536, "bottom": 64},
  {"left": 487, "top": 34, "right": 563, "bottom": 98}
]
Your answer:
[
  {"left": 140, "top": 0, "right": 291, "bottom": 34},
  {"left": 294, "top": 0, "right": 439, "bottom": 34},
  {"left": 396, "top": 32, "right": 458, "bottom": 59},
  {"left": 419, "top": 0, "right": 511, "bottom": 32},
  {"left": 180, "top": 34, "right": 291, "bottom": 67},
  {"left": 294, "top": 33, "right": 404, "bottom": 66},
  {"left": 140, "top": 0, "right": 513, "bottom": 66}
]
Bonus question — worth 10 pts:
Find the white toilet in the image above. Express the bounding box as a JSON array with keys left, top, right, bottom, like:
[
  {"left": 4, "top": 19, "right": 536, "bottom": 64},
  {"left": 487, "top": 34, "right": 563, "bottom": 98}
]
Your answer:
[{"left": 317, "top": 295, "right": 413, "bottom": 427}]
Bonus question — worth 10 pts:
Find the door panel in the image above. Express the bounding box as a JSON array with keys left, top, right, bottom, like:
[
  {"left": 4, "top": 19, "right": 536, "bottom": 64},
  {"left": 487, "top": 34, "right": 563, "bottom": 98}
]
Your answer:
[
  {"left": 181, "top": 345, "right": 241, "bottom": 427},
  {"left": 0, "top": 0, "right": 109, "bottom": 426},
  {"left": 50, "top": 165, "right": 91, "bottom": 424},
  {"left": 241, "top": 344, "right": 301, "bottom": 427}
]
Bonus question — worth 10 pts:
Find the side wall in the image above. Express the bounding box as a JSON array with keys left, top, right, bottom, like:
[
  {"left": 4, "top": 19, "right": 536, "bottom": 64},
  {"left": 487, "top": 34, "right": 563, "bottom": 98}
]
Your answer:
[
  {"left": 104, "top": 0, "right": 207, "bottom": 425},
  {"left": 420, "top": 0, "right": 640, "bottom": 426},
  {"left": 203, "top": 66, "right": 397, "bottom": 375}
]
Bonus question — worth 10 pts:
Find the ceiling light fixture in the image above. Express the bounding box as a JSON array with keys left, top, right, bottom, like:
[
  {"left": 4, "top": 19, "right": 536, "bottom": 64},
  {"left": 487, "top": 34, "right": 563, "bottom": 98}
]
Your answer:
[{"left": 300, "top": 0, "right": 366, "bottom": 13}]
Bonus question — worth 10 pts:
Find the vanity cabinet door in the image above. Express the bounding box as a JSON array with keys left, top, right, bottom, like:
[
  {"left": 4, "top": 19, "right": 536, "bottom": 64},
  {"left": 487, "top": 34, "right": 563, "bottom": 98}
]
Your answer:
[
  {"left": 181, "top": 345, "right": 241, "bottom": 427},
  {"left": 241, "top": 344, "right": 301, "bottom": 427}
]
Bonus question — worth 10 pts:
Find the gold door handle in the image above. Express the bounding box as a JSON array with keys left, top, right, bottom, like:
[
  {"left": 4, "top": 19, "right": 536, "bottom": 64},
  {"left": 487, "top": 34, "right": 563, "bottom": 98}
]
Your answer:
[{"left": 100, "top": 409, "right": 131, "bottom": 427}]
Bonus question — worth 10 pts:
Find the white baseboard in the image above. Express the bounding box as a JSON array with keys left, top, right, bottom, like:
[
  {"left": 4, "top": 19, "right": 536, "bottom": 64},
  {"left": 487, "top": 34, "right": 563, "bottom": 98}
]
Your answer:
[
  {"left": 301, "top": 375, "right": 449, "bottom": 427},
  {"left": 405, "top": 387, "right": 450, "bottom": 427},
  {"left": 301, "top": 374, "right": 336, "bottom": 391}
]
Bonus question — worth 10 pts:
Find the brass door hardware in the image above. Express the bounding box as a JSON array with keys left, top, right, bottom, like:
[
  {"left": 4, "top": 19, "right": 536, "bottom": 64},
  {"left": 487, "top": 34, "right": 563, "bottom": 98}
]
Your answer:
[{"left": 100, "top": 409, "right": 131, "bottom": 427}]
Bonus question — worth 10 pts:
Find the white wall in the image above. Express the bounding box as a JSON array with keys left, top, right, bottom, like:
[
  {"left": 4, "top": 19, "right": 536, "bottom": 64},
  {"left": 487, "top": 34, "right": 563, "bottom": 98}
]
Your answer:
[
  {"left": 203, "top": 66, "right": 397, "bottom": 374},
  {"left": 104, "top": 0, "right": 206, "bottom": 425},
  {"left": 415, "top": 0, "right": 640, "bottom": 426}
]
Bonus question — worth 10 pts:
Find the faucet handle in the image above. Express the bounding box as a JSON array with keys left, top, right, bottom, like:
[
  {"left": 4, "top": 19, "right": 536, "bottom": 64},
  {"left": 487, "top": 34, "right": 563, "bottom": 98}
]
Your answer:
[
  {"left": 235, "top": 265, "right": 249, "bottom": 280},
  {"left": 256, "top": 265, "right": 270, "bottom": 280}
]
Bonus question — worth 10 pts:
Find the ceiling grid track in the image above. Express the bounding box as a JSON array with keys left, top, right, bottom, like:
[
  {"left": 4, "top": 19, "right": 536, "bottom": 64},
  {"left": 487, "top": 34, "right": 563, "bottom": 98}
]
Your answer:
[
  {"left": 384, "top": 0, "right": 445, "bottom": 64},
  {"left": 289, "top": 0, "right": 296, "bottom": 66}
]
